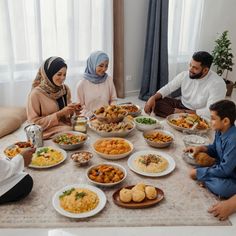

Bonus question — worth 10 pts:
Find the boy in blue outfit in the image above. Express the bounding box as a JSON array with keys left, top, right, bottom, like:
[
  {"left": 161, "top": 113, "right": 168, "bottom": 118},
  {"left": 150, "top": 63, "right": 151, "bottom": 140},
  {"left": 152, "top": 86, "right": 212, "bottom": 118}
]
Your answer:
[{"left": 185, "top": 100, "right": 236, "bottom": 198}]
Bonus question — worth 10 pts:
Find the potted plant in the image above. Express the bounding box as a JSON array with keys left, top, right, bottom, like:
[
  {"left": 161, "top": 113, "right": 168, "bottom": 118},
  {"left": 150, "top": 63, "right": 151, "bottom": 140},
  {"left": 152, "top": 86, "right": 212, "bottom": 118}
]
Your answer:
[{"left": 212, "top": 30, "right": 234, "bottom": 96}]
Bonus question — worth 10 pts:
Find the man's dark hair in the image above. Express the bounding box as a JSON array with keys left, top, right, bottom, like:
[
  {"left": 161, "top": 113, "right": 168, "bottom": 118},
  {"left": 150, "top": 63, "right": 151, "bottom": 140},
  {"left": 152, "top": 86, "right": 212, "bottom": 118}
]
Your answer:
[
  {"left": 210, "top": 100, "right": 236, "bottom": 125},
  {"left": 192, "top": 51, "right": 213, "bottom": 68}
]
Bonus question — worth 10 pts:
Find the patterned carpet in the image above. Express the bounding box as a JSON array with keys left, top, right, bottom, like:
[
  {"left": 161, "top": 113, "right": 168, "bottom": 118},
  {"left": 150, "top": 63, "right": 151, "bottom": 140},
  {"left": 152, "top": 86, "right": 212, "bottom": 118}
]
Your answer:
[{"left": 0, "top": 120, "right": 231, "bottom": 228}]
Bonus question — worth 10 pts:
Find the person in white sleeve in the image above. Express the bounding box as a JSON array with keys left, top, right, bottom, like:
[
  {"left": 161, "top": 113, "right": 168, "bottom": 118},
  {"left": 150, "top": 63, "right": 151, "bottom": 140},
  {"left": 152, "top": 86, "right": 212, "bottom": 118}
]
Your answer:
[
  {"left": 0, "top": 148, "right": 35, "bottom": 204},
  {"left": 144, "top": 51, "right": 226, "bottom": 118}
]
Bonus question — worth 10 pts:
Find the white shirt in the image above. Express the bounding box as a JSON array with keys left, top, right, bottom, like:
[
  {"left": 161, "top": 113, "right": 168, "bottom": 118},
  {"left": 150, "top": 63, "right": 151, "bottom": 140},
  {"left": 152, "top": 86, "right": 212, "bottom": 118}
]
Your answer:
[
  {"left": 0, "top": 155, "right": 27, "bottom": 196},
  {"left": 158, "top": 70, "right": 226, "bottom": 118}
]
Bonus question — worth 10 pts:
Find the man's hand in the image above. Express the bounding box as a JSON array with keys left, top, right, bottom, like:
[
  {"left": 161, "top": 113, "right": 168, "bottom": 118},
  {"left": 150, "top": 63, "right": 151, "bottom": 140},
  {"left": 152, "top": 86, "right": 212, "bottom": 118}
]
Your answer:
[
  {"left": 21, "top": 148, "right": 36, "bottom": 167},
  {"left": 144, "top": 96, "right": 156, "bottom": 114},
  {"left": 184, "top": 146, "right": 207, "bottom": 156}
]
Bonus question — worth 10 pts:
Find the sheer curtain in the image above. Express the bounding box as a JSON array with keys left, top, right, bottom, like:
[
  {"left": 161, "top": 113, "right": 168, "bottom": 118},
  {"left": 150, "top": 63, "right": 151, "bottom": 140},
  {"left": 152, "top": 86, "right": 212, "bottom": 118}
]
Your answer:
[
  {"left": 168, "top": 0, "right": 204, "bottom": 81},
  {"left": 0, "top": 0, "right": 113, "bottom": 106}
]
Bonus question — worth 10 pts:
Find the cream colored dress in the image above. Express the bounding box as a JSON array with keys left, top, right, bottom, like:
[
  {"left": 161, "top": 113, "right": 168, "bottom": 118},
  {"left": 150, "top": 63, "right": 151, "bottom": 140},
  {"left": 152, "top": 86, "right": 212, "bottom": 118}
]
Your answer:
[
  {"left": 27, "top": 87, "right": 73, "bottom": 139},
  {"left": 76, "top": 76, "right": 117, "bottom": 117}
]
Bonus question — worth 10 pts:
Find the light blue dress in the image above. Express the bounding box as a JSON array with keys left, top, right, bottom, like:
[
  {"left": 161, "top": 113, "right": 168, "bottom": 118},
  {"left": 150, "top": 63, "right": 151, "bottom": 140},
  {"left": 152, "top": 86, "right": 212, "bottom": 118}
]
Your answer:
[{"left": 196, "top": 126, "right": 236, "bottom": 198}]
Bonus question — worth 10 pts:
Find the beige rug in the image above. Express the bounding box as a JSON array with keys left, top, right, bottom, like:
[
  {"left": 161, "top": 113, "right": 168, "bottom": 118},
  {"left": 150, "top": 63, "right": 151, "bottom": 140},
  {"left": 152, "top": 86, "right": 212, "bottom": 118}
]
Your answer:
[{"left": 0, "top": 122, "right": 231, "bottom": 227}]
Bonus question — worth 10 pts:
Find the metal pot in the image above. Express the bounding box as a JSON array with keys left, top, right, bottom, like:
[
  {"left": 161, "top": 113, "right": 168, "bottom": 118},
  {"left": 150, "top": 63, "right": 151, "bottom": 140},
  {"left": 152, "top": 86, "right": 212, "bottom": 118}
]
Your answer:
[{"left": 24, "top": 124, "right": 43, "bottom": 147}]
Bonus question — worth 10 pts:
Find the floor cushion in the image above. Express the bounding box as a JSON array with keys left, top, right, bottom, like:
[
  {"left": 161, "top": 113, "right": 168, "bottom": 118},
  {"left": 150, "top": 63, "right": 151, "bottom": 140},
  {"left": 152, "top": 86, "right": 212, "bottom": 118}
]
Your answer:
[{"left": 0, "top": 107, "right": 27, "bottom": 138}]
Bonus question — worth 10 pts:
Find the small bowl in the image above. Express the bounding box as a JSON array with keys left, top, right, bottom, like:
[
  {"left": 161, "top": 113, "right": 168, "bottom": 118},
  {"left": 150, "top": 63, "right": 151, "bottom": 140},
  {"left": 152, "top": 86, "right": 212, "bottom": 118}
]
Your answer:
[
  {"left": 53, "top": 131, "right": 88, "bottom": 151},
  {"left": 86, "top": 162, "right": 127, "bottom": 187},
  {"left": 143, "top": 130, "right": 174, "bottom": 148},
  {"left": 134, "top": 116, "right": 161, "bottom": 131},
  {"left": 119, "top": 104, "right": 142, "bottom": 117},
  {"left": 70, "top": 151, "right": 93, "bottom": 166},
  {"left": 182, "top": 134, "right": 209, "bottom": 147}
]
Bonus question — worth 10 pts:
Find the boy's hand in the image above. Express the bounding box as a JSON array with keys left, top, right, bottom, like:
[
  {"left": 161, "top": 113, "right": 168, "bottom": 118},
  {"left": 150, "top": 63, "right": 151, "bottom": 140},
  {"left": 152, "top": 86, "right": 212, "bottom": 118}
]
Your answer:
[
  {"left": 189, "top": 168, "right": 197, "bottom": 180},
  {"left": 21, "top": 148, "right": 36, "bottom": 167}
]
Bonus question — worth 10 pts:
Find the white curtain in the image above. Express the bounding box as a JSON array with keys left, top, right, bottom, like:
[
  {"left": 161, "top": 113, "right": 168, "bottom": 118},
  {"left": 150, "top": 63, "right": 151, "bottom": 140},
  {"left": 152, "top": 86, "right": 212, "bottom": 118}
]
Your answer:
[
  {"left": 0, "top": 0, "right": 113, "bottom": 106},
  {"left": 168, "top": 0, "right": 204, "bottom": 81}
]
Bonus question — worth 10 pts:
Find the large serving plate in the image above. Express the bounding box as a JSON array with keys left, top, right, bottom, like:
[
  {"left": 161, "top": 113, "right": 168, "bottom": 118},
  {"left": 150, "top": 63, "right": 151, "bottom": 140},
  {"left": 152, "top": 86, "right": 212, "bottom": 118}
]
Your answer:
[
  {"left": 113, "top": 185, "right": 164, "bottom": 209},
  {"left": 52, "top": 131, "right": 88, "bottom": 151},
  {"left": 166, "top": 113, "right": 211, "bottom": 133},
  {"left": 89, "top": 120, "right": 135, "bottom": 137},
  {"left": 127, "top": 150, "right": 175, "bottom": 177},
  {"left": 92, "top": 137, "right": 134, "bottom": 160},
  {"left": 52, "top": 184, "right": 106, "bottom": 218},
  {"left": 29, "top": 146, "right": 67, "bottom": 169},
  {"left": 86, "top": 162, "right": 127, "bottom": 187}
]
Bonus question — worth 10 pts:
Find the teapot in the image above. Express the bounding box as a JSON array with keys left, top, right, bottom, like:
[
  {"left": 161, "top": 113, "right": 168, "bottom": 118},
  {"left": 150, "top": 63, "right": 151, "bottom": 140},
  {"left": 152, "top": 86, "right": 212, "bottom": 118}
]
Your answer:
[{"left": 24, "top": 124, "right": 43, "bottom": 147}]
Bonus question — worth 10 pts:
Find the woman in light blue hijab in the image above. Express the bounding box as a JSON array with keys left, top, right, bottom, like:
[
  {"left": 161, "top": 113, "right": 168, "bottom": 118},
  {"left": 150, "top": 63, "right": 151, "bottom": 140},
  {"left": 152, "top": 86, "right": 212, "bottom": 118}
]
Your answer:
[
  {"left": 77, "top": 51, "right": 117, "bottom": 116},
  {"left": 84, "top": 51, "right": 109, "bottom": 84}
]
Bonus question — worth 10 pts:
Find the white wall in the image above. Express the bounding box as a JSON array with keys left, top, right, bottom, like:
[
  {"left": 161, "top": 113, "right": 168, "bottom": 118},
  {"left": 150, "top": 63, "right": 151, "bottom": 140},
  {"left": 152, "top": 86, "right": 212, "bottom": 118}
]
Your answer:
[
  {"left": 124, "top": 0, "right": 236, "bottom": 95},
  {"left": 198, "top": 0, "right": 236, "bottom": 82},
  {"left": 124, "top": 0, "right": 149, "bottom": 95}
]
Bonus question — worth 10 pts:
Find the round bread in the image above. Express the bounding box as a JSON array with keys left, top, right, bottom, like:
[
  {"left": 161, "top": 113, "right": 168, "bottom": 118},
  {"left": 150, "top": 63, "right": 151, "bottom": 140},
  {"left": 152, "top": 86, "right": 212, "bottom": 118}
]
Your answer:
[
  {"left": 119, "top": 188, "right": 132, "bottom": 203},
  {"left": 132, "top": 182, "right": 145, "bottom": 192},
  {"left": 132, "top": 189, "right": 145, "bottom": 202},
  {"left": 145, "top": 186, "right": 157, "bottom": 200},
  {"left": 194, "top": 152, "right": 215, "bottom": 167}
]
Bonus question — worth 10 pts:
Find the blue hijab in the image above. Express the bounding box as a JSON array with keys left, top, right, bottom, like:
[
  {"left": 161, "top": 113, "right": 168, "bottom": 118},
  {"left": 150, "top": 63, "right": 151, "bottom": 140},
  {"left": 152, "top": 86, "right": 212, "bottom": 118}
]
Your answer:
[{"left": 83, "top": 51, "right": 109, "bottom": 84}]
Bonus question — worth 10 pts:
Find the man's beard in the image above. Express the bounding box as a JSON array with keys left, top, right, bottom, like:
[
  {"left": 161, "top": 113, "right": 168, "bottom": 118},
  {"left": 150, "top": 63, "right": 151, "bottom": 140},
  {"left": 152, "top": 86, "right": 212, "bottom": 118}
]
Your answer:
[{"left": 189, "top": 71, "right": 203, "bottom": 79}]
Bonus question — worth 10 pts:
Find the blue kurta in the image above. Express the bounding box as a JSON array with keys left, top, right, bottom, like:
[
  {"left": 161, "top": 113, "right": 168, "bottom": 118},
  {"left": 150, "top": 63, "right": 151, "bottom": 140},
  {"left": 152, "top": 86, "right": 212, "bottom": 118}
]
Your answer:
[{"left": 196, "top": 125, "right": 236, "bottom": 198}]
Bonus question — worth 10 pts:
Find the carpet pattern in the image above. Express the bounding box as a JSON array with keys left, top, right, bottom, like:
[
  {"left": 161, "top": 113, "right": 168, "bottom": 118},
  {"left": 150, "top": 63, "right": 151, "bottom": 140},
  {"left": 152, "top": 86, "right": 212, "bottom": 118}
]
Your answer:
[{"left": 0, "top": 121, "right": 231, "bottom": 227}]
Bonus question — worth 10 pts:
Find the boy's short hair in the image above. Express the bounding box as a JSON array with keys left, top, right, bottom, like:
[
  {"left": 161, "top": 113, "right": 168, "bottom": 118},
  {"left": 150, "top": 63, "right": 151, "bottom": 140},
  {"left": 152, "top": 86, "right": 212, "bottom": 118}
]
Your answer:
[
  {"left": 210, "top": 100, "right": 236, "bottom": 125},
  {"left": 192, "top": 51, "right": 213, "bottom": 68}
]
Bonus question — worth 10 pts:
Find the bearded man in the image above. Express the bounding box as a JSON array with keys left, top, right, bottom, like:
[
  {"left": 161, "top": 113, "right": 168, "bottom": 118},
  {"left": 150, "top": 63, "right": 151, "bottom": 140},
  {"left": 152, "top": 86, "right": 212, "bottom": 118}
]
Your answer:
[{"left": 144, "top": 51, "right": 226, "bottom": 118}]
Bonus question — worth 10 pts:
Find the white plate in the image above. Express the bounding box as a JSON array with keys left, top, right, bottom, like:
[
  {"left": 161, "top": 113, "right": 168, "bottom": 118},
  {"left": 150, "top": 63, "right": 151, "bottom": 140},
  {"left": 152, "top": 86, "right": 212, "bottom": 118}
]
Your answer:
[
  {"left": 52, "top": 184, "right": 107, "bottom": 218},
  {"left": 127, "top": 150, "right": 176, "bottom": 177},
  {"left": 92, "top": 137, "right": 134, "bottom": 160},
  {"left": 89, "top": 121, "right": 135, "bottom": 137},
  {"left": 28, "top": 146, "right": 67, "bottom": 169},
  {"left": 86, "top": 162, "right": 127, "bottom": 187}
]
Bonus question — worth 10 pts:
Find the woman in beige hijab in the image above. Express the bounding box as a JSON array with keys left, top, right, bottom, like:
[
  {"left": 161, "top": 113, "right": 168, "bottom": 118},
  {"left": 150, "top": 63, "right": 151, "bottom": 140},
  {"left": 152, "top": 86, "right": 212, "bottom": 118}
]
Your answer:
[{"left": 27, "top": 57, "right": 80, "bottom": 139}]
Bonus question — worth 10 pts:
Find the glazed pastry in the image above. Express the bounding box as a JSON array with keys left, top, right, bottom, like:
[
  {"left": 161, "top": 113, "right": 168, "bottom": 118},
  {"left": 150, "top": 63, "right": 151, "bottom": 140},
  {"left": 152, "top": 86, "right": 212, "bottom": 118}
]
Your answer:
[
  {"left": 132, "top": 190, "right": 145, "bottom": 202},
  {"left": 145, "top": 186, "right": 157, "bottom": 200},
  {"left": 119, "top": 188, "right": 132, "bottom": 203}
]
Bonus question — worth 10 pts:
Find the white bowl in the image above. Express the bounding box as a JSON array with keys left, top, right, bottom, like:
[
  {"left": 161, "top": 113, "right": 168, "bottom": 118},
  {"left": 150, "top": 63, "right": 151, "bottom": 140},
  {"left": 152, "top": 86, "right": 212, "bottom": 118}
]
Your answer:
[
  {"left": 134, "top": 116, "right": 161, "bottom": 131},
  {"left": 143, "top": 129, "right": 174, "bottom": 148},
  {"left": 92, "top": 137, "right": 134, "bottom": 160},
  {"left": 86, "top": 162, "right": 127, "bottom": 187},
  {"left": 119, "top": 104, "right": 142, "bottom": 117},
  {"left": 53, "top": 131, "right": 88, "bottom": 151},
  {"left": 182, "top": 134, "right": 209, "bottom": 147}
]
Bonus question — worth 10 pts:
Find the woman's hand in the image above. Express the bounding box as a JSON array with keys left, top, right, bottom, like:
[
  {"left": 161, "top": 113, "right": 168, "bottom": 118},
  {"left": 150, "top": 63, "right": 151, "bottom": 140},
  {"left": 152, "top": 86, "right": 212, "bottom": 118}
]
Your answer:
[{"left": 56, "top": 105, "right": 76, "bottom": 119}]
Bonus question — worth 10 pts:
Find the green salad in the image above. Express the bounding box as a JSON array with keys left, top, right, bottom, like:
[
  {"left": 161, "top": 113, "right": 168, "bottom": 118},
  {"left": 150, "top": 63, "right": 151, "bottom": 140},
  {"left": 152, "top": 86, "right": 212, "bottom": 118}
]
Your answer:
[{"left": 135, "top": 117, "right": 156, "bottom": 125}]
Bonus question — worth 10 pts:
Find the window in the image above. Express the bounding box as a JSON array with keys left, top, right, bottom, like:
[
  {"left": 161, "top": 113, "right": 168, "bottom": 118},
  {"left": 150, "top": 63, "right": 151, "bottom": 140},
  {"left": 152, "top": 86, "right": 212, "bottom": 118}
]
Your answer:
[
  {"left": 168, "top": 0, "right": 204, "bottom": 61},
  {"left": 0, "top": 0, "right": 113, "bottom": 82}
]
